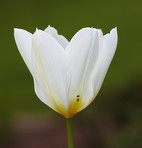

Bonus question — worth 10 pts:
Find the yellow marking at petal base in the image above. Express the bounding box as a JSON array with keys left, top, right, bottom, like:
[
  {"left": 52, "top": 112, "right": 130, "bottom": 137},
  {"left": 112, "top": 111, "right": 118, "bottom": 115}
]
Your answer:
[
  {"left": 55, "top": 104, "right": 68, "bottom": 117},
  {"left": 48, "top": 94, "right": 68, "bottom": 118},
  {"left": 67, "top": 95, "right": 85, "bottom": 118}
]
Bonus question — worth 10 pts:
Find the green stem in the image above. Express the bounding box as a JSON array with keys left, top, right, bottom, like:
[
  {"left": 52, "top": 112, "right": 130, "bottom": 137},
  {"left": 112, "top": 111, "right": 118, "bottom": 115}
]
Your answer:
[{"left": 66, "top": 117, "right": 74, "bottom": 148}]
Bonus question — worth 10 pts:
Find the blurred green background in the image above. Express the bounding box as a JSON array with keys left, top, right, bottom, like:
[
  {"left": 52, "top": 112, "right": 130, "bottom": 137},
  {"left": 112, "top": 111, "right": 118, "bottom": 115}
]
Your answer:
[{"left": 0, "top": 0, "right": 142, "bottom": 147}]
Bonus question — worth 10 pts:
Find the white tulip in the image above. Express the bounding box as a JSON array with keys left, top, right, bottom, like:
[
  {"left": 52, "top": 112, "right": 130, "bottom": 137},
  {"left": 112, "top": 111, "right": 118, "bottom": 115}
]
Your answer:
[{"left": 14, "top": 26, "right": 117, "bottom": 118}]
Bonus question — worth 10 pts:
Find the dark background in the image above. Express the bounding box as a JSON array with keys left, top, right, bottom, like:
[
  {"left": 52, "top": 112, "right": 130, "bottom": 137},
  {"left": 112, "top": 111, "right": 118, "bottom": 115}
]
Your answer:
[{"left": 0, "top": 0, "right": 142, "bottom": 147}]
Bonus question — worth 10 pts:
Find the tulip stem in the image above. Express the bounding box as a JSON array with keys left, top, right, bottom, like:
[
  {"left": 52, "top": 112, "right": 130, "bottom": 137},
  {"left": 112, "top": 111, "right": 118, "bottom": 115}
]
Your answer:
[{"left": 66, "top": 117, "right": 74, "bottom": 148}]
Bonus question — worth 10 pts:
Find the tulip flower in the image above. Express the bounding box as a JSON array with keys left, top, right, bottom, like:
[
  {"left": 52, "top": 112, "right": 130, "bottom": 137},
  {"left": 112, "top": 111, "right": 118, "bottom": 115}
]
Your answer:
[
  {"left": 14, "top": 26, "right": 117, "bottom": 148},
  {"left": 14, "top": 26, "right": 117, "bottom": 118}
]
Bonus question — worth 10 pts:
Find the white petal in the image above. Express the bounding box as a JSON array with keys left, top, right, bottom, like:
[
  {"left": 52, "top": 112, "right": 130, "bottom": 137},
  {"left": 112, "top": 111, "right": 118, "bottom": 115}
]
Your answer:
[
  {"left": 44, "top": 26, "right": 69, "bottom": 48},
  {"left": 66, "top": 28, "right": 99, "bottom": 113},
  {"left": 87, "top": 27, "right": 118, "bottom": 107},
  {"left": 14, "top": 28, "right": 33, "bottom": 75},
  {"left": 33, "top": 78, "right": 53, "bottom": 109},
  {"left": 81, "top": 29, "right": 100, "bottom": 103},
  {"left": 96, "top": 29, "right": 103, "bottom": 39},
  {"left": 32, "top": 29, "right": 70, "bottom": 117}
]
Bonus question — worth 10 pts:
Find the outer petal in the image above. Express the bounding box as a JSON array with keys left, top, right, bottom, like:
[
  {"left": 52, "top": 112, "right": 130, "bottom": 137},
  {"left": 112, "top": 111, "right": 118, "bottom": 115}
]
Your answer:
[
  {"left": 66, "top": 28, "right": 100, "bottom": 116},
  {"left": 32, "top": 29, "right": 70, "bottom": 117},
  {"left": 44, "top": 26, "right": 69, "bottom": 48},
  {"left": 14, "top": 28, "right": 33, "bottom": 75},
  {"left": 34, "top": 78, "right": 53, "bottom": 108},
  {"left": 97, "top": 29, "right": 103, "bottom": 39},
  {"left": 86, "top": 27, "right": 118, "bottom": 107},
  {"left": 81, "top": 29, "right": 100, "bottom": 103}
]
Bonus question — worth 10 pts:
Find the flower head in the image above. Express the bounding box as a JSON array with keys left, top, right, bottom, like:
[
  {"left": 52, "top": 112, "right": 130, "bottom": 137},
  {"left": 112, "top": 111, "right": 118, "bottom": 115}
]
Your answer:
[{"left": 14, "top": 26, "right": 117, "bottom": 118}]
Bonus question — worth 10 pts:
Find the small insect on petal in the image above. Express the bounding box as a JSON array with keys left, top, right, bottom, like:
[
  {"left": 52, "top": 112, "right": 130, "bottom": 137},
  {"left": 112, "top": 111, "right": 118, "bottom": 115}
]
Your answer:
[{"left": 77, "top": 95, "right": 80, "bottom": 101}]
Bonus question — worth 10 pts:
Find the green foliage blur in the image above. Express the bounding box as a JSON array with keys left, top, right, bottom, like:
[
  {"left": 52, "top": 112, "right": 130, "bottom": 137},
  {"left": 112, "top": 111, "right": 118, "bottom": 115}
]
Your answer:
[{"left": 0, "top": 0, "right": 142, "bottom": 147}]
